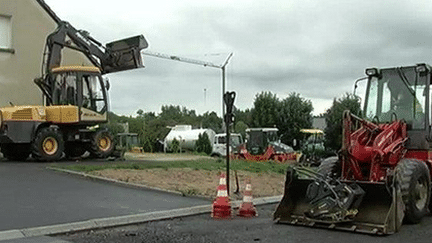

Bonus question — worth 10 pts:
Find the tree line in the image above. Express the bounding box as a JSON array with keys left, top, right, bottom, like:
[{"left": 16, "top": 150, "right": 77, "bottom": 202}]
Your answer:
[{"left": 106, "top": 91, "right": 361, "bottom": 154}]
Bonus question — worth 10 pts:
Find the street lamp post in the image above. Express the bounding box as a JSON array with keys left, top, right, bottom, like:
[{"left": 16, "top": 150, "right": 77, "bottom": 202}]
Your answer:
[
  {"left": 141, "top": 50, "right": 234, "bottom": 194},
  {"left": 221, "top": 53, "right": 234, "bottom": 124}
]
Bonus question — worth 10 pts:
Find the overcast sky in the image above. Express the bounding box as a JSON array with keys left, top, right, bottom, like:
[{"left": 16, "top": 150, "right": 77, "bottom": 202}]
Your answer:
[{"left": 44, "top": 0, "right": 432, "bottom": 117}]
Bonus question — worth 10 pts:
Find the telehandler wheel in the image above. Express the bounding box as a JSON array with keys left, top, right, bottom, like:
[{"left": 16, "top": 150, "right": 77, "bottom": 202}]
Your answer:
[
  {"left": 32, "top": 127, "right": 64, "bottom": 162},
  {"left": 88, "top": 130, "right": 115, "bottom": 158},
  {"left": 1, "top": 144, "right": 30, "bottom": 161},
  {"left": 396, "top": 159, "right": 431, "bottom": 224},
  {"left": 317, "top": 156, "right": 341, "bottom": 178}
]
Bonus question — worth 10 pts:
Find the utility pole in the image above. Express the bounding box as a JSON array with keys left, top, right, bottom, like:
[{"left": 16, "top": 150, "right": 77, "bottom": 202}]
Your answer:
[
  {"left": 142, "top": 50, "right": 235, "bottom": 194},
  {"left": 221, "top": 53, "right": 233, "bottom": 129},
  {"left": 224, "top": 91, "right": 236, "bottom": 196}
]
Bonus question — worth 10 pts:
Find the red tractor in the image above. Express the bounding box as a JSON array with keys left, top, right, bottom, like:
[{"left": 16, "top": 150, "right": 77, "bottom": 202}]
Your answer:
[
  {"left": 274, "top": 63, "right": 432, "bottom": 234},
  {"left": 235, "top": 128, "right": 297, "bottom": 163}
]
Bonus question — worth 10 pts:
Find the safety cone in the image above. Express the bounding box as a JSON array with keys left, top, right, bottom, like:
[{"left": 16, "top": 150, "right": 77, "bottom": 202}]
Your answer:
[
  {"left": 238, "top": 179, "right": 258, "bottom": 217},
  {"left": 211, "top": 173, "right": 232, "bottom": 219}
]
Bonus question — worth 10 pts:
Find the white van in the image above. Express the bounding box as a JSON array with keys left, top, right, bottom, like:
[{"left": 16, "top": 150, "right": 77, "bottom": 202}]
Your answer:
[{"left": 211, "top": 133, "right": 243, "bottom": 157}]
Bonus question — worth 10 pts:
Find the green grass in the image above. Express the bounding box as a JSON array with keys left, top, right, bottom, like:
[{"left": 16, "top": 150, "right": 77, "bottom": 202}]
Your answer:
[{"left": 52, "top": 158, "right": 292, "bottom": 174}]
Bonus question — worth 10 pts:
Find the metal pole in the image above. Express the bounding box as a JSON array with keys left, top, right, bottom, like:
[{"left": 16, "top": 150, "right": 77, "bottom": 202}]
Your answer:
[
  {"left": 220, "top": 53, "right": 233, "bottom": 196},
  {"left": 221, "top": 53, "right": 233, "bottom": 130},
  {"left": 226, "top": 115, "right": 230, "bottom": 196},
  {"left": 222, "top": 66, "right": 226, "bottom": 127},
  {"left": 223, "top": 91, "right": 235, "bottom": 196}
]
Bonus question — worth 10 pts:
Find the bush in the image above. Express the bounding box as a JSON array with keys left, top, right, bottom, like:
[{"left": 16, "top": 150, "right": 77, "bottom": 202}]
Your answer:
[
  {"left": 170, "top": 138, "right": 181, "bottom": 153},
  {"left": 195, "top": 132, "right": 212, "bottom": 155}
]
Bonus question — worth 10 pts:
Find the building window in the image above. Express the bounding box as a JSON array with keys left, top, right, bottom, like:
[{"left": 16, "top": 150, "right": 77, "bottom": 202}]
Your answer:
[{"left": 0, "top": 15, "right": 14, "bottom": 53}]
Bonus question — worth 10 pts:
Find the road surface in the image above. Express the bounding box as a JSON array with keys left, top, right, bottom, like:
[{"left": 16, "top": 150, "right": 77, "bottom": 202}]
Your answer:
[
  {"left": 56, "top": 203, "right": 432, "bottom": 243},
  {"left": 0, "top": 160, "right": 210, "bottom": 231}
]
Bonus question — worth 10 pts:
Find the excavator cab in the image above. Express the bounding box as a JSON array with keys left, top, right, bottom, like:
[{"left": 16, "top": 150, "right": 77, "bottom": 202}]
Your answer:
[
  {"left": 47, "top": 66, "right": 109, "bottom": 124},
  {"left": 274, "top": 63, "right": 432, "bottom": 234}
]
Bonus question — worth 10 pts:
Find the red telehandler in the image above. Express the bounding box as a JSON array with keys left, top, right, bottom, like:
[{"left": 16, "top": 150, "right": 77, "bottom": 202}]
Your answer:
[{"left": 274, "top": 63, "right": 432, "bottom": 234}]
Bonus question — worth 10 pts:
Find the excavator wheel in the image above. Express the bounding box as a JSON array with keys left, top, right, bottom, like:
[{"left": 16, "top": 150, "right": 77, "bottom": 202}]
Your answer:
[
  {"left": 396, "top": 158, "right": 431, "bottom": 224},
  {"left": 1, "top": 144, "right": 30, "bottom": 161},
  {"left": 32, "top": 127, "right": 64, "bottom": 162},
  {"left": 317, "top": 156, "right": 341, "bottom": 178},
  {"left": 88, "top": 130, "right": 115, "bottom": 158}
]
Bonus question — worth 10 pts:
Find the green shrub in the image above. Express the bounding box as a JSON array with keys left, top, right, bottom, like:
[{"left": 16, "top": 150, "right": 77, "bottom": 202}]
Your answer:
[
  {"left": 195, "top": 132, "right": 212, "bottom": 155},
  {"left": 170, "top": 138, "right": 181, "bottom": 153}
]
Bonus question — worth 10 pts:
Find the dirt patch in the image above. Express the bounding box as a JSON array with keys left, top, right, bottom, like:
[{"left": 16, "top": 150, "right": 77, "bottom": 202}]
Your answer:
[{"left": 89, "top": 168, "right": 285, "bottom": 199}]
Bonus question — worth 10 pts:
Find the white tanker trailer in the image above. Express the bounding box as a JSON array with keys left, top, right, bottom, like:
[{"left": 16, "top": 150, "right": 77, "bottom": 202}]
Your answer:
[
  {"left": 163, "top": 125, "right": 243, "bottom": 157},
  {"left": 164, "top": 125, "right": 216, "bottom": 152}
]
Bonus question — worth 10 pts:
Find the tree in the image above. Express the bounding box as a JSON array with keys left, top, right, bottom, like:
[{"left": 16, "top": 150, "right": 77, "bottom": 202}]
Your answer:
[
  {"left": 139, "top": 118, "right": 171, "bottom": 152},
  {"left": 170, "top": 137, "right": 180, "bottom": 153},
  {"left": 201, "top": 111, "right": 223, "bottom": 133},
  {"left": 234, "top": 108, "right": 253, "bottom": 127},
  {"left": 195, "top": 132, "right": 212, "bottom": 155},
  {"left": 249, "top": 91, "right": 313, "bottom": 149},
  {"left": 324, "top": 93, "right": 362, "bottom": 152},
  {"left": 251, "top": 91, "right": 279, "bottom": 127},
  {"left": 278, "top": 92, "right": 313, "bottom": 148},
  {"left": 234, "top": 121, "right": 248, "bottom": 140}
]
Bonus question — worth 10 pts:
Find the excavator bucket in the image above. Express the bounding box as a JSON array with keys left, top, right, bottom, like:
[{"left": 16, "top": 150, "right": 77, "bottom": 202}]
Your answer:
[
  {"left": 273, "top": 168, "right": 404, "bottom": 235},
  {"left": 103, "top": 35, "right": 149, "bottom": 74}
]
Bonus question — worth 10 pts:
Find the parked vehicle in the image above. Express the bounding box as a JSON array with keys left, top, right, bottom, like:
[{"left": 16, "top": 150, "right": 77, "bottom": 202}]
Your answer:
[
  {"left": 163, "top": 125, "right": 242, "bottom": 156},
  {"left": 211, "top": 133, "right": 243, "bottom": 157},
  {"left": 164, "top": 125, "right": 215, "bottom": 152},
  {"left": 235, "top": 128, "right": 297, "bottom": 163}
]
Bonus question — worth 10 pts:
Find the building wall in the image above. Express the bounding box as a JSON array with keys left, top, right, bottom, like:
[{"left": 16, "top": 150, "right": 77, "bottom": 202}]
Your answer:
[{"left": 0, "top": 0, "right": 91, "bottom": 107}]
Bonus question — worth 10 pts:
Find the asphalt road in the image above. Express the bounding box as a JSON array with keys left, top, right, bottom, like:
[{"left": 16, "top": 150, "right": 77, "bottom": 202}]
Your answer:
[
  {"left": 0, "top": 160, "right": 210, "bottom": 231},
  {"left": 56, "top": 203, "right": 432, "bottom": 243}
]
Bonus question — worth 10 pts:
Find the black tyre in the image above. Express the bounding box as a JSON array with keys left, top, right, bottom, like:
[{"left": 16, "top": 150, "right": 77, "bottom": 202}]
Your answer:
[
  {"left": 396, "top": 158, "right": 431, "bottom": 224},
  {"left": 32, "top": 127, "right": 64, "bottom": 162},
  {"left": 1, "top": 144, "right": 30, "bottom": 161},
  {"left": 317, "top": 156, "right": 341, "bottom": 178},
  {"left": 64, "top": 142, "right": 86, "bottom": 159},
  {"left": 88, "top": 130, "right": 115, "bottom": 158}
]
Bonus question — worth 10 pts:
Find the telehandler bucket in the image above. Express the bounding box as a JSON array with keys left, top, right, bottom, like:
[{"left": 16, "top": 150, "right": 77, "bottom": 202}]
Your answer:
[{"left": 273, "top": 168, "right": 404, "bottom": 235}]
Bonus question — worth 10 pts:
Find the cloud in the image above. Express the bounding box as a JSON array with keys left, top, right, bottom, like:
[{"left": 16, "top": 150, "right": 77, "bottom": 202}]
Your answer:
[{"left": 44, "top": 0, "right": 432, "bottom": 116}]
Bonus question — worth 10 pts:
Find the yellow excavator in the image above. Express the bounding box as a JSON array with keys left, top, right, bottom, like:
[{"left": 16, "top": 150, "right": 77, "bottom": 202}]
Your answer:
[{"left": 0, "top": 0, "right": 148, "bottom": 161}]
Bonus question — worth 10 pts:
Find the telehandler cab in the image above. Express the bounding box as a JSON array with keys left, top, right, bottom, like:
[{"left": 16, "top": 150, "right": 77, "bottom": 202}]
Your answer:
[{"left": 274, "top": 63, "right": 432, "bottom": 234}]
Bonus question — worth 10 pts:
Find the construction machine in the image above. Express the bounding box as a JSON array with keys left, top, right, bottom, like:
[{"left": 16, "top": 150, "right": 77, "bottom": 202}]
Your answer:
[
  {"left": 0, "top": 0, "right": 148, "bottom": 161},
  {"left": 274, "top": 63, "right": 432, "bottom": 234},
  {"left": 297, "top": 128, "right": 326, "bottom": 166},
  {"left": 235, "top": 128, "right": 297, "bottom": 163}
]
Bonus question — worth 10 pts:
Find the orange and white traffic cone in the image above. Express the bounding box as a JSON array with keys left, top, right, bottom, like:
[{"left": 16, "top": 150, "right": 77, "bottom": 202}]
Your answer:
[
  {"left": 211, "top": 173, "right": 232, "bottom": 219},
  {"left": 238, "top": 179, "right": 257, "bottom": 217}
]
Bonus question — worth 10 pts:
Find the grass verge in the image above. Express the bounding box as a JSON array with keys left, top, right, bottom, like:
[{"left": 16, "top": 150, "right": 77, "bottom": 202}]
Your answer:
[{"left": 52, "top": 158, "right": 292, "bottom": 174}]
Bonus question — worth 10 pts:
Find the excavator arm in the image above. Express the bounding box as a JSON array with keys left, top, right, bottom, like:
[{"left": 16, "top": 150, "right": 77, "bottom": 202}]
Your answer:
[
  {"left": 43, "top": 21, "right": 147, "bottom": 74},
  {"left": 35, "top": 0, "right": 148, "bottom": 104}
]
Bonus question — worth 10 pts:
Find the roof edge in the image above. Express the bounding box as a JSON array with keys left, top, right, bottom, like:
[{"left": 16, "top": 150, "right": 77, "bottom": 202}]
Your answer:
[{"left": 35, "top": 0, "right": 61, "bottom": 24}]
